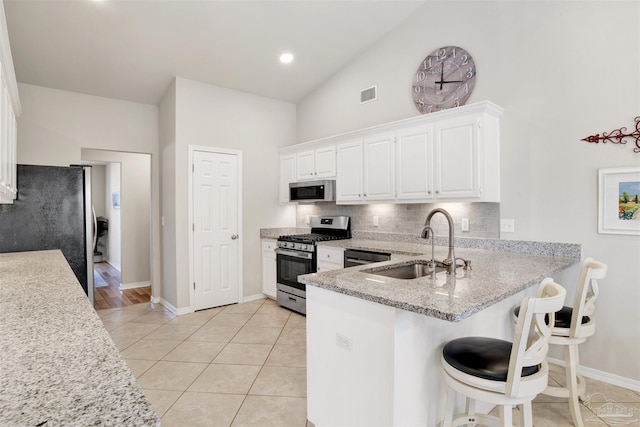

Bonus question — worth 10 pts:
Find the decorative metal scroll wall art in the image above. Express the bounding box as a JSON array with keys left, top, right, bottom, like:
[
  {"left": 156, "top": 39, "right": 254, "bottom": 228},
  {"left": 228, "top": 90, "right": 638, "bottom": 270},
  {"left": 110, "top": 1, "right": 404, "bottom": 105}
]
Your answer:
[{"left": 581, "top": 117, "right": 640, "bottom": 154}]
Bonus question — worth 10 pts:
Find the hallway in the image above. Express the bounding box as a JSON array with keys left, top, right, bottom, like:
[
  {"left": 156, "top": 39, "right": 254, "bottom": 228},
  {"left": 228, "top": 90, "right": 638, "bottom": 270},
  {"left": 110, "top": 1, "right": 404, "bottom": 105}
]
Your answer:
[{"left": 94, "top": 261, "right": 151, "bottom": 310}]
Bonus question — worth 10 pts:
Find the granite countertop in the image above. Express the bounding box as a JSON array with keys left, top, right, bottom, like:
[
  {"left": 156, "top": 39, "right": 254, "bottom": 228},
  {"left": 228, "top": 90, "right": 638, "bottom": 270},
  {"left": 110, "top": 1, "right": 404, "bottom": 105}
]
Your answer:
[
  {"left": 0, "top": 250, "right": 159, "bottom": 426},
  {"left": 299, "top": 241, "right": 580, "bottom": 322}
]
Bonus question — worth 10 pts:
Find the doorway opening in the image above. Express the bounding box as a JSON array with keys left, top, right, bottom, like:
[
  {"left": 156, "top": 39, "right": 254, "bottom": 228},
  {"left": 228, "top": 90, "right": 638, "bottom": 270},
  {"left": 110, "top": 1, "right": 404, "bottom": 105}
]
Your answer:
[{"left": 82, "top": 149, "right": 152, "bottom": 310}]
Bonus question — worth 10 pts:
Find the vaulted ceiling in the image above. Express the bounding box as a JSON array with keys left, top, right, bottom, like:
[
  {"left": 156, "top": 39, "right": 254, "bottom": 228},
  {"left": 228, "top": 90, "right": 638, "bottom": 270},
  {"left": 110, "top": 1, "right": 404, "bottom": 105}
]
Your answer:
[{"left": 4, "top": 0, "right": 425, "bottom": 105}]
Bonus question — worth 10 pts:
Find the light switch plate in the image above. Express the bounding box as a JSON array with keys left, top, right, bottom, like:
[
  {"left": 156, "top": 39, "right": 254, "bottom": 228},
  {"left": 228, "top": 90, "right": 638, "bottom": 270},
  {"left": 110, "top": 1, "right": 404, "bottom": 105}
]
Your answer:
[
  {"left": 461, "top": 218, "right": 469, "bottom": 232},
  {"left": 500, "top": 219, "right": 515, "bottom": 233},
  {"left": 373, "top": 215, "right": 379, "bottom": 227}
]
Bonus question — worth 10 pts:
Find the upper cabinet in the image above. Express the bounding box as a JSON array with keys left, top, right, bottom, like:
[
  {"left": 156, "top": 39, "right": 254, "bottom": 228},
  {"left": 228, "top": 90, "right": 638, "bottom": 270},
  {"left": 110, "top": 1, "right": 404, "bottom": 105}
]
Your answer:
[
  {"left": 295, "top": 145, "right": 336, "bottom": 181},
  {"left": 279, "top": 153, "right": 296, "bottom": 203},
  {"left": 0, "top": 3, "right": 22, "bottom": 205},
  {"left": 282, "top": 101, "right": 502, "bottom": 205}
]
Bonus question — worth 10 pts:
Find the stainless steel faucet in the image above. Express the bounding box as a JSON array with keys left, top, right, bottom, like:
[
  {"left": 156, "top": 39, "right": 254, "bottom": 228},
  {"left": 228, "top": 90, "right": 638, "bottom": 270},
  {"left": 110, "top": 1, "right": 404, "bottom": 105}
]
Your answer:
[{"left": 420, "top": 208, "right": 456, "bottom": 274}]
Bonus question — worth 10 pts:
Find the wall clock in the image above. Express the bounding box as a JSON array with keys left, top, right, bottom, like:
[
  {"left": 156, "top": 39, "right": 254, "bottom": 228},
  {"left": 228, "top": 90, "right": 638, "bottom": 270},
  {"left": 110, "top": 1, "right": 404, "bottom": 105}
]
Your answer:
[{"left": 412, "top": 46, "right": 476, "bottom": 114}]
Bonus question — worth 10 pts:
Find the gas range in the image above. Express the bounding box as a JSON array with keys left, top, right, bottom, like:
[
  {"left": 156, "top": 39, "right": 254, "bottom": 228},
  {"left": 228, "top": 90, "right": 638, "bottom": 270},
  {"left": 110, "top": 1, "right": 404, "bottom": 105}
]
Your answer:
[{"left": 275, "top": 215, "right": 351, "bottom": 315}]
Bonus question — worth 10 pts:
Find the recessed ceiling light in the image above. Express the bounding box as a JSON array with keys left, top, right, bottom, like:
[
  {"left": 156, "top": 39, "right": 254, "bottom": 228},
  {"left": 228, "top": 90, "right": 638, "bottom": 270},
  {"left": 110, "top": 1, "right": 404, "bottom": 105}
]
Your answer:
[{"left": 279, "top": 53, "right": 294, "bottom": 64}]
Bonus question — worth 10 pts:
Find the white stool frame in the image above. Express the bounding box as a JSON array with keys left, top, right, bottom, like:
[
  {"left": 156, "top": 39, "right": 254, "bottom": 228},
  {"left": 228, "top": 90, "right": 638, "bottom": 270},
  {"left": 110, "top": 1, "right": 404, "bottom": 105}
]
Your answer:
[
  {"left": 441, "top": 279, "right": 567, "bottom": 427},
  {"left": 542, "top": 257, "right": 607, "bottom": 427}
]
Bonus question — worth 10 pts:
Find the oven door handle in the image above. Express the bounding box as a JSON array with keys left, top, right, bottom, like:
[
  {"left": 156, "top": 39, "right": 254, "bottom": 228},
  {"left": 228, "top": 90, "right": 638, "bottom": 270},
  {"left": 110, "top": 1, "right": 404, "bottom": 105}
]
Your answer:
[{"left": 275, "top": 248, "right": 313, "bottom": 260}]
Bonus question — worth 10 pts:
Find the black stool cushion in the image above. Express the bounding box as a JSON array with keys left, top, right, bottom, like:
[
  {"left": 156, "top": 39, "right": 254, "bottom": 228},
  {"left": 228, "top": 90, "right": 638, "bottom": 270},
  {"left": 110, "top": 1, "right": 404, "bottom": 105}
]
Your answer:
[
  {"left": 513, "top": 306, "right": 590, "bottom": 329},
  {"left": 443, "top": 337, "right": 540, "bottom": 381}
]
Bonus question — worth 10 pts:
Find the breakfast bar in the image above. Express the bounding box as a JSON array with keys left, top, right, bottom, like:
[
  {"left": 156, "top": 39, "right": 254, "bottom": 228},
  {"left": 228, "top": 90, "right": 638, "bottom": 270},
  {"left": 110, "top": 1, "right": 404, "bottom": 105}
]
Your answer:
[
  {"left": 0, "top": 250, "right": 159, "bottom": 426},
  {"left": 300, "top": 239, "right": 580, "bottom": 427}
]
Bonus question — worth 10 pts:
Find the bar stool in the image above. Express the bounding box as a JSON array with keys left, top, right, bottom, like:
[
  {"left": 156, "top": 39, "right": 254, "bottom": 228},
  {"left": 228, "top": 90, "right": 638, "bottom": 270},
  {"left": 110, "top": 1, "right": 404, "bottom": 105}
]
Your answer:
[
  {"left": 515, "top": 257, "right": 607, "bottom": 427},
  {"left": 441, "top": 278, "right": 566, "bottom": 427}
]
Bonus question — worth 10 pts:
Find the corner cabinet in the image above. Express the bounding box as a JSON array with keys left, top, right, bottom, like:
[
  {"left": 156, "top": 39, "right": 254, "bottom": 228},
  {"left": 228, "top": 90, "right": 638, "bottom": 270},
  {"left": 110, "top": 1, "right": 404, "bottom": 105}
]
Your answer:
[
  {"left": 282, "top": 101, "right": 502, "bottom": 205},
  {"left": 0, "top": 3, "right": 21, "bottom": 205}
]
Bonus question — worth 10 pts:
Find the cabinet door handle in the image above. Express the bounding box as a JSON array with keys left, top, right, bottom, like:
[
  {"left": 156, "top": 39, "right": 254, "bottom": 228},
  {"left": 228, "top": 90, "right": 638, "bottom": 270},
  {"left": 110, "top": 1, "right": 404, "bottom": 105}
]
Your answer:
[
  {"left": 231, "top": 234, "right": 239, "bottom": 240},
  {"left": 435, "top": 190, "right": 440, "bottom": 194}
]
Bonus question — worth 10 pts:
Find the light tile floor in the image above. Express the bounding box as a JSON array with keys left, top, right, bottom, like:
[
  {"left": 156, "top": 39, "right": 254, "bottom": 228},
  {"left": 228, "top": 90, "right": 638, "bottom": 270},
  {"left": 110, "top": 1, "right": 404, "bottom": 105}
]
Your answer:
[{"left": 98, "top": 299, "right": 640, "bottom": 427}]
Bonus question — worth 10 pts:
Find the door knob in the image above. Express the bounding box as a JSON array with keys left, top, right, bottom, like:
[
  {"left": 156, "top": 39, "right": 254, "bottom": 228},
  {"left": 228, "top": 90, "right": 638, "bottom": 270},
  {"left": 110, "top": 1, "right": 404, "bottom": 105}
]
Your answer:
[{"left": 231, "top": 234, "right": 238, "bottom": 240}]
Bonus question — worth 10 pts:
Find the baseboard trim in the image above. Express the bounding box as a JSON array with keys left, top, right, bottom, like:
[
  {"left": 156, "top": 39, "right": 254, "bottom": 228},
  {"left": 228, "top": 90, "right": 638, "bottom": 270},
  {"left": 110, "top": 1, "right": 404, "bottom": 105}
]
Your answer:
[
  {"left": 243, "top": 294, "right": 266, "bottom": 303},
  {"left": 150, "top": 296, "right": 160, "bottom": 304},
  {"left": 120, "top": 281, "right": 150, "bottom": 290},
  {"left": 158, "top": 298, "right": 193, "bottom": 316},
  {"left": 547, "top": 357, "right": 640, "bottom": 392}
]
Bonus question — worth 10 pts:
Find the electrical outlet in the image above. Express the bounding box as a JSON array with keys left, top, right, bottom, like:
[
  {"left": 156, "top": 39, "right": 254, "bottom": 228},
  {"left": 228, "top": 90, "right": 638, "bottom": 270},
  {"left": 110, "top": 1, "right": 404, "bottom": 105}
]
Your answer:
[
  {"left": 461, "top": 218, "right": 470, "bottom": 232},
  {"left": 500, "top": 219, "right": 515, "bottom": 233},
  {"left": 305, "top": 215, "right": 310, "bottom": 225},
  {"left": 335, "top": 333, "right": 352, "bottom": 351},
  {"left": 373, "top": 215, "right": 379, "bottom": 227}
]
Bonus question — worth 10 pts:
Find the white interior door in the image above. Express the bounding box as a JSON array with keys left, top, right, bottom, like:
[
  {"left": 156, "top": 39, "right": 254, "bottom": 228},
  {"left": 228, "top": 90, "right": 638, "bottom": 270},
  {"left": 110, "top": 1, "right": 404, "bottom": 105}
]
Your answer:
[{"left": 192, "top": 149, "right": 240, "bottom": 310}]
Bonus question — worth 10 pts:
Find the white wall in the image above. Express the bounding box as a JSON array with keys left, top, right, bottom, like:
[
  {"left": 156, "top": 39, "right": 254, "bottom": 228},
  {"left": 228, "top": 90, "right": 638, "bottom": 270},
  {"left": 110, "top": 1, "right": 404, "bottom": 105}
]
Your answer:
[
  {"left": 159, "top": 80, "right": 177, "bottom": 307},
  {"left": 16, "top": 83, "right": 162, "bottom": 297},
  {"left": 296, "top": 2, "right": 640, "bottom": 382},
  {"left": 160, "top": 77, "right": 296, "bottom": 309},
  {"left": 105, "top": 162, "right": 121, "bottom": 271}
]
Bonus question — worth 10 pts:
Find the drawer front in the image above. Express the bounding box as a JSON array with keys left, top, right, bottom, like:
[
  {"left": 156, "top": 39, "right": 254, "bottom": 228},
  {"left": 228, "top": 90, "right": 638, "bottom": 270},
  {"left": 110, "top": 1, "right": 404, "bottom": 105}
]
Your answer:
[
  {"left": 262, "top": 239, "right": 276, "bottom": 253},
  {"left": 317, "top": 247, "right": 344, "bottom": 265},
  {"left": 277, "top": 289, "right": 306, "bottom": 315}
]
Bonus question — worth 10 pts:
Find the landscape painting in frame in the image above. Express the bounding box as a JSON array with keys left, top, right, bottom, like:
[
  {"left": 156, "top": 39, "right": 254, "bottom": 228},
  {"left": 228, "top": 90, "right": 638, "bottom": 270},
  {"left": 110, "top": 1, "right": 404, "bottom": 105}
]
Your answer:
[{"left": 598, "top": 167, "right": 640, "bottom": 235}]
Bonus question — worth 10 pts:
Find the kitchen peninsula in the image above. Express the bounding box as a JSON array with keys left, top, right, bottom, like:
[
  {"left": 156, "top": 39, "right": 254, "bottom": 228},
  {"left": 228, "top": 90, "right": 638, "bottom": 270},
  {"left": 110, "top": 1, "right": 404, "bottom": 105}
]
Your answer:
[
  {"left": 0, "top": 250, "right": 159, "bottom": 426},
  {"left": 299, "top": 237, "right": 580, "bottom": 427}
]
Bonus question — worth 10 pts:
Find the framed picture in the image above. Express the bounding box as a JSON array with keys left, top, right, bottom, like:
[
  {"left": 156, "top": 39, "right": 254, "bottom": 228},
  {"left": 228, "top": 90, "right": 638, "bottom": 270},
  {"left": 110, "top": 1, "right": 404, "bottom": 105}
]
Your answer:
[
  {"left": 598, "top": 167, "right": 640, "bottom": 235},
  {"left": 112, "top": 191, "right": 120, "bottom": 209}
]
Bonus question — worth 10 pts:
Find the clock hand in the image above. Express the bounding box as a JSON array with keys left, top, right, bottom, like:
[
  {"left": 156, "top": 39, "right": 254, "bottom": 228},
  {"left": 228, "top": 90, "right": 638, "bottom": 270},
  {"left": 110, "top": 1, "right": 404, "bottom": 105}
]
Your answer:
[{"left": 439, "top": 63, "right": 444, "bottom": 90}]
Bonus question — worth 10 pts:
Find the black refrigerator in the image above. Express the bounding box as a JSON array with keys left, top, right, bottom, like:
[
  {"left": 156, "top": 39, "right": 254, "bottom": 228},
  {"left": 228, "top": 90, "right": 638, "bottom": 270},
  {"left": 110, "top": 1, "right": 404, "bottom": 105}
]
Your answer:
[{"left": 0, "top": 164, "right": 95, "bottom": 302}]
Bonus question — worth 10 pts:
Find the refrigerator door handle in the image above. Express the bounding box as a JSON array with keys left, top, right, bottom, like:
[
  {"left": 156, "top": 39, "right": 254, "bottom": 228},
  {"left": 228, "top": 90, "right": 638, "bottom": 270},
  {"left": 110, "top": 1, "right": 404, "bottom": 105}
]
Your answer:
[{"left": 92, "top": 206, "right": 97, "bottom": 252}]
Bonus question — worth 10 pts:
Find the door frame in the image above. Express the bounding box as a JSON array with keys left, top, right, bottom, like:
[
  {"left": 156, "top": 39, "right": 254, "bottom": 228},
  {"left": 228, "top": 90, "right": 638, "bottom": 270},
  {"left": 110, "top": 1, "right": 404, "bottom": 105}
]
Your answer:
[{"left": 188, "top": 145, "right": 243, "bottom": 312}]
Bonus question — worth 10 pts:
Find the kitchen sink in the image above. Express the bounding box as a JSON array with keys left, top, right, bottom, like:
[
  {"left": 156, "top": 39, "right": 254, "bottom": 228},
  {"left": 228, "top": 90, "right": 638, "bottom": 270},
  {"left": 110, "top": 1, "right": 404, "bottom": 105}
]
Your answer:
[{"left": 363, "top": 260, "right": 448, "bottom": 280}]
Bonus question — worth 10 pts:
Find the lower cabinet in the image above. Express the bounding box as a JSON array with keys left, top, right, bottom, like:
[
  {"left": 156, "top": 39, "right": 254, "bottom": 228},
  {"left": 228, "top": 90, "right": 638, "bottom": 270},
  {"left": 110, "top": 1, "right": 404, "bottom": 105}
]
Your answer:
[
  {"left": 317, "top": 246, "right": 344, "bottom": 273},
  {"left": 261, "top": 239, "right": 277, "bottom": 298}
]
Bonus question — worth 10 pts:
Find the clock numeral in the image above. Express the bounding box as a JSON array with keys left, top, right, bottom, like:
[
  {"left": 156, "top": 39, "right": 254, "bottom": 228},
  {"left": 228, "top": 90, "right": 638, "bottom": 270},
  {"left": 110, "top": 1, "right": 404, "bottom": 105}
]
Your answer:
[
  {"left": 464, "top": 83, "right": 469, "bottom": 94},
  {"left": 436, "top": 48, "right": 447, "bottom": 62},
  {"left": 416, "top": 71, "right": 426, "bottom": 83},
  {"left": 452, "top": 47, "right": 456, "bottom": 58},
  {"left": 453, "top": 98, "right": 460, "bottom": 108},
  {"left": 427, "top": 105, "right": 434, "bottom": 113},
  {"left": 424, "top": 57, "right": 432, "bottom": 68},
  {"left": 413, "top": 85, "right": 422, "bottom": 94},
  {"left": 417, "top": 99, "right": 425, "bottom": 108},
  {"left": 466, "top": 67, "right": 474, "bottom": 79},
  {"left": 461, "top": 54, "right": 469, "bottom": 65}
]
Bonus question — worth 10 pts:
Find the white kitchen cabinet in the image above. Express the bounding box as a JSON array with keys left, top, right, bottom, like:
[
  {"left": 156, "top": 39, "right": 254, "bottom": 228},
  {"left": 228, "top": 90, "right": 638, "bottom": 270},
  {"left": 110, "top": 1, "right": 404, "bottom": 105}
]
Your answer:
[
  {"left": 434, "top": 115, "right": 480, "bottom": 199},
  {"left": 395, "top": 125, "right": 433, "bottom": 201},
  {"left": 337, "top": 134, "right": 395, "bottom": 204},
  {"left": 279, "top": 154, "right": 296, "bottom": 203},
  {"left": 261, "top": 239, "right": 277, "bottom": 298},
  {"left": 316, "top": 245, "right": 344, "bottom": 272},
  {"left": 336, "top": 140, "right": 364, "bottom": 202},
  {"left": 295, "top": 145, "right": 336, "bottom": 181},
  {"left": 0, "top": 24, "right": 20, "bottom": 205},
  {"left": 284, "top": 101, "right": 502, "bottom": 205},
  {"left": 363, "top": 133, "right": 395, "bottom": 201},
  {"left": 395, "top": 105, "right": 500, "bottom": 203}
]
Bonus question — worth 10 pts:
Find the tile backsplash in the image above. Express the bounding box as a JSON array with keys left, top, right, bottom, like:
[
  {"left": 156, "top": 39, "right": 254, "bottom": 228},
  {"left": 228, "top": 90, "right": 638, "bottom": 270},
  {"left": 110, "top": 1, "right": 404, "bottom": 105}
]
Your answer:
[{"left": 296, "top": 202, "right": 500, "bottom": 239}]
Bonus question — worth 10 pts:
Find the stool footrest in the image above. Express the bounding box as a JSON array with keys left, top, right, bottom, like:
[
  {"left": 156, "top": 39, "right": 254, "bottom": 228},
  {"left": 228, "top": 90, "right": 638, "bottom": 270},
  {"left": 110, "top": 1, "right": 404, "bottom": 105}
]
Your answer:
[{"left": 543, "top": 362, "right": 587, "bottom": 398}]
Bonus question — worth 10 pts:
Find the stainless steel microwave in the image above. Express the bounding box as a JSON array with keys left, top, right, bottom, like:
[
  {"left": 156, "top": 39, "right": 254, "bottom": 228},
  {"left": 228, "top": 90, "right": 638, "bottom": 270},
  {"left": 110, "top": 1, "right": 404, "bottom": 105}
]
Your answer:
[{"left": 289, "top": 180, "right": 335, "bottom": 202}]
